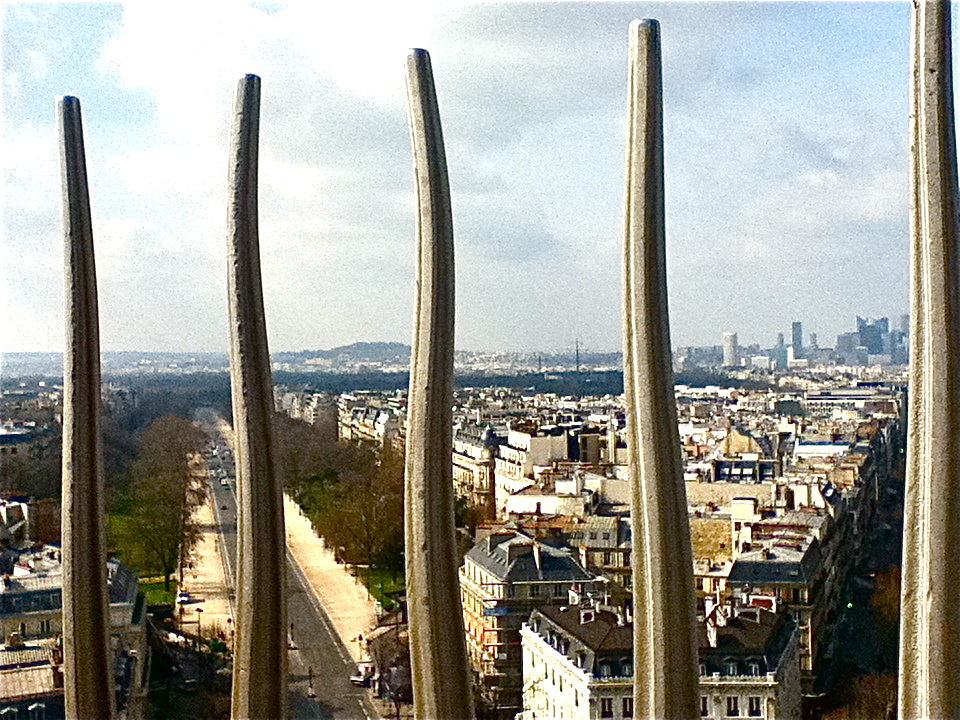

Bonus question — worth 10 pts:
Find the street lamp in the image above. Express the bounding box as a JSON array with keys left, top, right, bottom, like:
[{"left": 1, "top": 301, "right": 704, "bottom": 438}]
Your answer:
[{"left": 196, "top": 607, "right": 203, "bottom": 642}]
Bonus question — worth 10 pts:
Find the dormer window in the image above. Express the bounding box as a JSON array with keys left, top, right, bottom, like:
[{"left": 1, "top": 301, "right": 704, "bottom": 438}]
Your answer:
[{"left": 725, "top": 659, "right": 738, "bottom": 675}]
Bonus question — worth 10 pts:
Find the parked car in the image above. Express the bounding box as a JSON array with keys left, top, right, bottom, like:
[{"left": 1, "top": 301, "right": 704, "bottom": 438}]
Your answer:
[{"left": 350, "top": 662, "right": 373, "bottom": 687}]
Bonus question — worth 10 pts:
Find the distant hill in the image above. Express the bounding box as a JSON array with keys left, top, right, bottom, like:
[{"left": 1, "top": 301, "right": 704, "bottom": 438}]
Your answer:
[{"left": 274, "top": 342, "right": 411, "bottom": 364}]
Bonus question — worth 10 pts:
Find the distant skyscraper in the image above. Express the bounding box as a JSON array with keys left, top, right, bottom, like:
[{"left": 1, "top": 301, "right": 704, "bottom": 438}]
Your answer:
[
  {"left": 774, "top": 333, "right": 788, "bottom": 369},
  {"left": 901, "top": 313, "right": 910, "bottom": 335},
  {"left": 722, "top": 332, "right": 738, "bottom": 366},
  {"left": 856, "top": 316, "right": 885, "bottom": 354},
  {"left": 791, "top": 321, "right": 803, "bottom": 359}
]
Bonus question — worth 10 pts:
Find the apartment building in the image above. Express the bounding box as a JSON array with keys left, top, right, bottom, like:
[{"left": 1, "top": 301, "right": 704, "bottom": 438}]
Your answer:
[
  {"left": 0, "top": 549, "right": 148, "bottom": 718},
  {"left": 452, "top": 423, "right": 502, "bottom": 522},
  {"left": 520, "top": 602, "right": 800, "bottom": 720},
  {"left": 459, "top": 529, "right": 600, "bottom": 718},
  {"left": 493, "top": 426, "right": 570, "bottom": 519}
]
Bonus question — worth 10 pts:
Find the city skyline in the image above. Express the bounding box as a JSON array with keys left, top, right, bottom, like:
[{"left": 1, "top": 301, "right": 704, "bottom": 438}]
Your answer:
[{"left": 5, "top": 2, "right": 916, "bottom": 354}]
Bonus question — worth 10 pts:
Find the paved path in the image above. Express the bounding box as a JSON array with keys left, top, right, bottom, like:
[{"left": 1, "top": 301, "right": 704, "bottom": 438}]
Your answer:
[{"left": 179, "top": 494, "right": 235, "bottom": 644}]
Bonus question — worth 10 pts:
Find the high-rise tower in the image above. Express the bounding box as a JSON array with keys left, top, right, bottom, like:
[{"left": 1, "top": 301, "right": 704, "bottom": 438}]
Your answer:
[
  {"left": 722, "top": 332, "right": 738, "bottom": 367},
  {"left": 791, "top": 321, "right": 803, "bottom": 359}
]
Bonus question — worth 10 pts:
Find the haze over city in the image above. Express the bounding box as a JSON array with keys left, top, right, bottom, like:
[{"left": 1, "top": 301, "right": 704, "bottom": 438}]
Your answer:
[{"left": 4, "top": 2, "right": 916, "bottom": 354}]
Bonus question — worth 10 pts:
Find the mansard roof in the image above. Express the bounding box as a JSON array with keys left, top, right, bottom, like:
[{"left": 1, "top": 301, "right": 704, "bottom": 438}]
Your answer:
[{"left": 466, "top": 531, "right": 594, "bottom": 583}]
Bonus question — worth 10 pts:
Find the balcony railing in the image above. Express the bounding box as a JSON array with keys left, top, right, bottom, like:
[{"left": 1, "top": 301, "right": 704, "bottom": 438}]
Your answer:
[{"left": 56, "top": 5, "right": 955, "bottom": 720}]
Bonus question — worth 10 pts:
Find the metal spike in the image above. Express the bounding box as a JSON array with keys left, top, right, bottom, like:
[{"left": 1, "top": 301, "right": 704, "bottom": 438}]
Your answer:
[
  {"left": 403, "top": 48, "right": 475, "bottom": 720},
  {"left": 622, "top": 20, "right": 699, "bottom": 720},
  {"left": 226, "top": 74, "right": 288, "bottom": 720},
  {"left": 898, "top": 2, "right": 960, "bottom": 717},
  {"left": 58, "top": 95, "right": 116, "bottom": 720}
]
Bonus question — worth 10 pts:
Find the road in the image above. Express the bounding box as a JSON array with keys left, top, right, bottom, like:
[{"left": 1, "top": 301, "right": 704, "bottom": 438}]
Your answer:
[{"left": 206, "top": 440, "right": 378, "bottom": 719}]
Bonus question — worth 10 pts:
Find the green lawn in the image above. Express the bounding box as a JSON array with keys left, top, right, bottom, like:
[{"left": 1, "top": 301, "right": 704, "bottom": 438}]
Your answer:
[
  {"left": 361, "top": 565, "right": 405, "bottom": 611},
  {"left": 140, "top": 580, "right": 177, "bottom": 605}
]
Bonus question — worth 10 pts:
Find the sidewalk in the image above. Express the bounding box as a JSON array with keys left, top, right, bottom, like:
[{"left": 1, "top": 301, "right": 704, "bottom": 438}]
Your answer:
[
  {"left": 179, "top": 494, "right": 234, "bottom": 644},
  {"left": 283, "top": 493, "right": 379, "bottom": 664}
]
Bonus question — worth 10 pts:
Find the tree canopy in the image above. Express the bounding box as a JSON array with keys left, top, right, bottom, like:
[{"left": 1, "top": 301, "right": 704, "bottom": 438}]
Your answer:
[
  {"left": 115, "top": 415, "right": 207, "bottom": 590},
  {"left": 275, "top": 414, "right": 405, "bottom": 578}
]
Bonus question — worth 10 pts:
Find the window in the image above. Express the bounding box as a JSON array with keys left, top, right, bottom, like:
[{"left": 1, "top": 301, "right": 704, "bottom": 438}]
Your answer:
[
  {"left": 748, "top": 697, "right": 762, "bottom": 717},
  {"left": 701, "top": 696, "right": 709, "bottom": 717},
  {"left": 727, "top": 696, "right": 739, "bottom": 717},
  {"left": 603, "top": 551, "right": 612, "bottom": 565},
  {"left": 589, "top": 532, "right": 597, "bottom": 540},
  {"left": 725, "top": 660, "right": 738, "bottom": 675},
  {"left": 40, "top": 619, "right": 51, "bottom": 635},
  {"left": 623, "top": 696, "right": 634, "bottom": 718},
  {"left": 699, "top": 663, "right": 707, "bottom": 676},
  {"left": 600, "top": 698, "right": 614, "bottom": 718},
  {"left": 530, "top": 584, "right": 541, "bottom": 597},
  {"left": 553, "top": 583, "right": 565, "bottom": 597},
  {"left": 748, "top": 661, "right": 760, "bottom": 676},
  {"left": 18, "top": 622, "right": 26, "bottom": 638},
  {"left": 574, "top": 689, "right": 579, "bottom": 707},
  {"left": 506, "top": 585, "right": 515, "bottom": 598},
  {"left": 602, "top": 532, "right": 610, "bottom": 540}
]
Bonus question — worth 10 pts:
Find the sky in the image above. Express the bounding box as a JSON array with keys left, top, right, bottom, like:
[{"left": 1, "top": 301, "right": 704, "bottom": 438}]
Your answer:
[{"left": 2, "top": 2, "right": 921, "bottom": 354}]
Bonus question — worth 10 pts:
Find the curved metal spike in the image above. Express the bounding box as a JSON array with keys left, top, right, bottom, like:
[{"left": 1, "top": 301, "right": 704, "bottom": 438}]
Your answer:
[
  {"left": 58, "top": 94, "right": 116, "bottom": 720},
  {"left": 226, "top": 74, "right": 288, "bottom": 720},
  {"left": 403, "top": 48, "right": 475, "bottom": 720},
  {"left": 622, "top": 19, "right": 699, "bottom": 720},
  {"left": 899, "top": 2, "right": 960, "bottom": 717}
]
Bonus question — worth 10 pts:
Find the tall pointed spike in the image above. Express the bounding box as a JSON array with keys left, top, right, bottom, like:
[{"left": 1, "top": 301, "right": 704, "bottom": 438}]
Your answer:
[
  {"left": 58, "top": 95, "right": 116, "bottom": 720},
  {"left": 226, "top": 74, "right": 288, "bottom": 720},
  {"left": 899, "top": 2, "right": 960, "bottom": 717},
  {"left": 622, "top": 19, "right": 699, "bottom": 720},
  {"left": 403, "top": 48, "right": 474, "bottom": 720}
]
